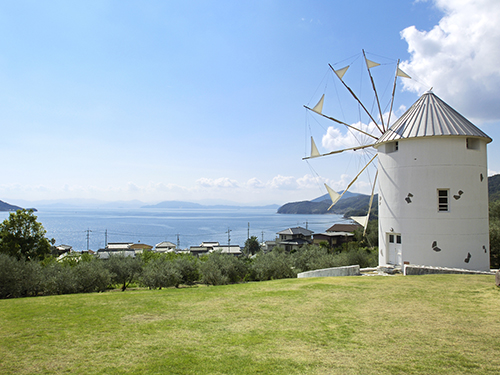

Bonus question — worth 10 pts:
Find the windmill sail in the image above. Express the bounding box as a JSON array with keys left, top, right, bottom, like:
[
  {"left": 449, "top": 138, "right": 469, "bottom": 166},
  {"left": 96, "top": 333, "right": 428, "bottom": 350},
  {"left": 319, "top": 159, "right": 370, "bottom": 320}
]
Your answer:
[
  {"left": 363, "top": 50, "right": 385, "bottom": 131},
  {"left": 310, "top": 137, "right": 320, "bottom": 158},
  {"left": 362, "top": 170, "right": 378, "bottom": 236},
  {"left": 303, "top": 143, "right": 375, "bottom": 160},
  {"left": 311, "top": 94, "right": 325, "bottom": 114},
  {"left": 351, "top": 215, "right": 368, "bottom": 228},
  {"left": 396, "top": 67, "right": 411, "bottom": 79},
  {"left": 304, "top": 105, "right": 378, "bottom": 140},
  {"left": 324, "top": 183, "right": 341, "bottom": 206},
  {"left": 387, "top": 61, "right": 412, "bottom": 127},
  {"left": 365, "top": 58, "right": 380, "bottom": 69},
  {"left": 334, "top": 65, "right": 349, "bottom": 80},
  {"left": 328, "top": 154, "right": 377, "bottom": 210},
  {"left": 329, "top": 63, "right": 384, "bottom": 135}
]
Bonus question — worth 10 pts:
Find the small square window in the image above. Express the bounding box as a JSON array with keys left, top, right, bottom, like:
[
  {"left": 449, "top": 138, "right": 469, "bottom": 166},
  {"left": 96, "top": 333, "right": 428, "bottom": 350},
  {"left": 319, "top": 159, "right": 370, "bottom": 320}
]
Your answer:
[
  {"left": 466, "top": 138, "right": 480, "bottom": 150},
  {"left": 396, "top": 235, "right": 402, "bottom": 244},
  {"left": 389, "top": 234, "right": 394, "bottom": 243},
  {"left": 386, "top": 141, "right": 399, "bottom": 153},
  {"left": 438, "top": 189, "right": 449, "bottom": 212}
]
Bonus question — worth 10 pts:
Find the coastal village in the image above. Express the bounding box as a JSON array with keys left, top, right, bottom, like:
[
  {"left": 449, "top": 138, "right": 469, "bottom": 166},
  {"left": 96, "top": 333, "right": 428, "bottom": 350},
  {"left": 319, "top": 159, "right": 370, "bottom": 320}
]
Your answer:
[{"left": 54, "top": 222, "right": 362, "bottom": 260}]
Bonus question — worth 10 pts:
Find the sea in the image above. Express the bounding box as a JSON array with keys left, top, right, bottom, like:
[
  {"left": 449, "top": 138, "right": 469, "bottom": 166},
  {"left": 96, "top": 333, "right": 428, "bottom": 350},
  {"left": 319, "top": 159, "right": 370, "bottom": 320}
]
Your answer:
[{"left": 0, "top": 208, "right": 348, "bottom": 252}]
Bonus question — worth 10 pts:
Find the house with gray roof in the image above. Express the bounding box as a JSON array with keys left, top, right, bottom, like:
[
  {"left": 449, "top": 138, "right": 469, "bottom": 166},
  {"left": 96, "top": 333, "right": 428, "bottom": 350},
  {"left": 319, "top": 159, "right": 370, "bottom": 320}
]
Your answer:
[{"left": 277, "top": 226, "right": 313, "bottom": 252}]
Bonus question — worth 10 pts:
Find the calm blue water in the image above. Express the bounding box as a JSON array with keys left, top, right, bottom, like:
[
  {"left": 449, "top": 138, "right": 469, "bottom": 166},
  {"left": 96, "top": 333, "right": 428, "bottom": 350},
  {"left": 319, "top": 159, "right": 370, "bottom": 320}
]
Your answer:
[{"left": 0, "top": 208, "right": 348, "bottom": 251}]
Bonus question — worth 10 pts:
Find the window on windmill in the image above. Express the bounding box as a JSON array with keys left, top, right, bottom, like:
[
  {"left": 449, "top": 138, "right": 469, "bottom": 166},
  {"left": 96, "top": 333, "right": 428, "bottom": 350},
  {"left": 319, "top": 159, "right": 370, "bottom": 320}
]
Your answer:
[
  {"left": 396, "top": 235, "right": 402, "bottom": 244},
  {"left": 386, "top": 141, "right": 399, "bottom": 153},
  {"left": 437, "top": 189, "right": 449, "bottom": 212},
  {"left": 389, "top": 234, "right": 394, "bottom": 243},
  {"left": 466, "top": 138, "right": 480, "bottom": 150}
]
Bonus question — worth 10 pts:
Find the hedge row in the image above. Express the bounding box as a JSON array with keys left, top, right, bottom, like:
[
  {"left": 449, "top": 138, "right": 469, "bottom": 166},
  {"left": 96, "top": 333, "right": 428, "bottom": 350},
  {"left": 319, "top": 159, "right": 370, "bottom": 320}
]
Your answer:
[{"left": 0, "top": 244, "right": 377, "bottom": 299}]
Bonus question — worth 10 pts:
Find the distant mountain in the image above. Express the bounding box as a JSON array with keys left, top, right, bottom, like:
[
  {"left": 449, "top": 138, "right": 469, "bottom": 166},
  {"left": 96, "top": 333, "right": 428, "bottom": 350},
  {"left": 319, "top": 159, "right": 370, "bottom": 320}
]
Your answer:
[
  {"left": 277, "top": 192, "right": 378, "bottom": 218},
  {"left": 142, "top": 201, "right": 203, "bottom": 209},
  {"left": 310, "top": 190, "right": 359, "bottom": 203},
  {"left": 142, "top": 201, "right": 280, "bottom": 210},
  {"left": 0, "top": 200, "right": 24, "bottom": 212}
]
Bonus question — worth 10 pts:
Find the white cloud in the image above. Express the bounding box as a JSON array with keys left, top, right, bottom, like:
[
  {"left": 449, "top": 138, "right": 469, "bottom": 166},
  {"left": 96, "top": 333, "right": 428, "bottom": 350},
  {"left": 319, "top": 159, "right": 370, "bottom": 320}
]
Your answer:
[
  {"left": 268, "top": 175, "right": 298, "bottom": 190},
  {"left": 246, "top": 177, "right": 265, "bottom": 189},
  {"left": 321, "top": 120, "right": 379, "bottom": 152},
  {"left": 400, "top": 0, "right": 500, "bottom": 123},
  {"left": 196, "top": 177, "right": 240, "bottom": 189}
]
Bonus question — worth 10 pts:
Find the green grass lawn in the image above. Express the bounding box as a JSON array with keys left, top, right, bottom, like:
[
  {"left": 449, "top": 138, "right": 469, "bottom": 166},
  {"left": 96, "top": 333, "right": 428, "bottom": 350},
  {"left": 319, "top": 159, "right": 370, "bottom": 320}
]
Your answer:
[{"left": 1, "top": 274, "right": 500, "bottom": 374}]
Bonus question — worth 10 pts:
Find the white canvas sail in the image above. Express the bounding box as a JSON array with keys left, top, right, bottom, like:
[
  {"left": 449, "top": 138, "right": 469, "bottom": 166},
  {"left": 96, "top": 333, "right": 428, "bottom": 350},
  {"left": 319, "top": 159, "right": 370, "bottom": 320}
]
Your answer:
[
  {"left": 311, "top": 94, "right": 325, "bottom": 114},
  {"left": 324, "top": 183, "right": 341, "bottom": 206},
  {"left": 334, "top": 66, "right": 349, "bottom": 80},
  {"left": 310, "top": 137, "right": 320, "bottom": 158},
  {"left": 396, "top": 67, "right": 411, "bottom": 79},
  {"left": 365, "top": 58, "right": 380, "bottom": 69},
  {"left": 327, "top": 154, "right": 377, "bottom": 211},
  {"left": 351, "top": 215, "right": 368, "bottom": 228}
]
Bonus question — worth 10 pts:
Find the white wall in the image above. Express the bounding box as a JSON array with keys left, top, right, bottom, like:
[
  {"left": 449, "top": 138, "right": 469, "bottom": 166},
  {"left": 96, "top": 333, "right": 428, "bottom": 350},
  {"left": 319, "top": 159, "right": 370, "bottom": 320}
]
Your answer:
[{"left": 375, "top": 136, "right": 490, "bottom": 271}]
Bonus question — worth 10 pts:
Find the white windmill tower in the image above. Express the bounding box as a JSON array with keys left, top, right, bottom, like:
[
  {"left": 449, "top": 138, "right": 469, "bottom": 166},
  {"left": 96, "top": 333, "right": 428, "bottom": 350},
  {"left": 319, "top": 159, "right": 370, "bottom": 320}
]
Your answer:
[
  {"left": 304, "top": 51, "right": 491, "bottom": 271},
  {"left": 375, "top": 91, "right": 491, "bottom": 271}
]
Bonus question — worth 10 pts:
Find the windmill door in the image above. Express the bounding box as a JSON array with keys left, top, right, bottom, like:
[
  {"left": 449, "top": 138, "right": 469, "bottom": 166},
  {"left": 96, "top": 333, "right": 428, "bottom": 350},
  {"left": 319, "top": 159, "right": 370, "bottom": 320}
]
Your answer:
[{"left": 387, "top": 234, "right": 402, "bottom": 266}]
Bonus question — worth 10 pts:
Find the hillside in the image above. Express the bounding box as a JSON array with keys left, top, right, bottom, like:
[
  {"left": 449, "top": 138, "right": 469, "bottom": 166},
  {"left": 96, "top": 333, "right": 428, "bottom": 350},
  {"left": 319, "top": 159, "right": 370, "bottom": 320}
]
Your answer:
[
  {"left": 0, "top": 200, "right": 23, "bottom": 212},
  {"left": 278, "top": 193, "right": 378, "bottom": 218},
  {"left": 489, "top": 174, "right": 500, "bottom": 201}
]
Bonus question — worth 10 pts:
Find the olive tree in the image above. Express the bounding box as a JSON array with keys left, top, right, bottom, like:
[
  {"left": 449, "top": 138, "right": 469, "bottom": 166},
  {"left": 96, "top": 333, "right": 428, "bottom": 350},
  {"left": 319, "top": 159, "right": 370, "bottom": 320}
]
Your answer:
[{"left": 104, "top": 254, "right": 143, "bottom": 291}]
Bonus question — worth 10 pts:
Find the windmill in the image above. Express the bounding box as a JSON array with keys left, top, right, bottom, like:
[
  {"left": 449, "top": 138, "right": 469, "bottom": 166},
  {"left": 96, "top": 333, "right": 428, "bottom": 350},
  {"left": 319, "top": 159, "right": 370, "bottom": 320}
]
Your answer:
[{"left": 304, "top": 51, "right": 491, "bottom": 271}]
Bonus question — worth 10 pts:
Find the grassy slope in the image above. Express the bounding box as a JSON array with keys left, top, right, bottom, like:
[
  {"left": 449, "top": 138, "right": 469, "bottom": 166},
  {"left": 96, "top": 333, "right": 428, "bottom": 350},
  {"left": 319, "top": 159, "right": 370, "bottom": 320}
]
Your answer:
[{"left": 1, "top": 275, "right": 500, "bottom": 375}]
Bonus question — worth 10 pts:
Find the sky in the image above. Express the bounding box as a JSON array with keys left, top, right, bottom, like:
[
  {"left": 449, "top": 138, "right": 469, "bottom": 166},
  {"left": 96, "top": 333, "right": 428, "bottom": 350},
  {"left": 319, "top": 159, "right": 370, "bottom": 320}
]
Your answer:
[{"left": 1, "top": 0, "right": 499, "bottom": 206}]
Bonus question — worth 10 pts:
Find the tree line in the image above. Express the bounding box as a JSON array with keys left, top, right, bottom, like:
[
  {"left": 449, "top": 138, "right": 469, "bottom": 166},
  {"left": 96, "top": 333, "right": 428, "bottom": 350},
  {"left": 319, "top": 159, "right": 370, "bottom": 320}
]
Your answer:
[
  {"left": 0, "top": 243, "right": 378, "bottom": 299},
  {"left": 2, "top": 204, "right": 499, "bottom": 300},
  {"left": 0, "top": 209, "right": 377, "bottom": 299}
]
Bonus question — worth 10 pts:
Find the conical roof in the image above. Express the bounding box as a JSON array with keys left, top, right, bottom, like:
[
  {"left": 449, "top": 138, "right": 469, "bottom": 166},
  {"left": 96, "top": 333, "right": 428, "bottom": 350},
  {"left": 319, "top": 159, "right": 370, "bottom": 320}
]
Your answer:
[{"left": 376, "top": 91, "right": 492, "bottom": 145}]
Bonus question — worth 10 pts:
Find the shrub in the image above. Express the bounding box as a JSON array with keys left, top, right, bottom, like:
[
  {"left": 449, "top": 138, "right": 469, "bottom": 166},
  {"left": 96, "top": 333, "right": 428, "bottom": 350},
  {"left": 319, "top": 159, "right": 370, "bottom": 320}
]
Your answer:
[
  {"left": 21, "top": 260, "right": 44, "bottom": 297},
  {"left": 0, "top": 253, "right": 24, "bottom": 298},
  {"left": 291, "top": 245, "right": 336, "bottom": 273},
  {"left": 334, "top": 245, "right": 377, "bottom": 268},
  {"left": 490, "top": 200, "right": 500, "bottom": 269},
  {"left": 200, "top": 252, "right": 247, "bottom": 286},
  {"left": 141, "top": 258, "right": 182, "bottom": 289},
  {"left": 174, "top": 255, "right": 200, "bottom": 286},
  {"left": 73, "top": 259, "right": 111, "bottom": 293},
  {"left": 251, "top": 248, "right": 296, "bottom": 281},
  {"left": 42, "top": 262, "right": 78, "bottom": 295}
]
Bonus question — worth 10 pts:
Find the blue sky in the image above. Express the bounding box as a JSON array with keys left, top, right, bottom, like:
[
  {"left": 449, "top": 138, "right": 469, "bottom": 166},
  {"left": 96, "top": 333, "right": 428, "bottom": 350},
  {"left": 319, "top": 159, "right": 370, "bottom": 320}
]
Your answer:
[{"left": 1, "top": 0, "right": 499, "bottom": 205}]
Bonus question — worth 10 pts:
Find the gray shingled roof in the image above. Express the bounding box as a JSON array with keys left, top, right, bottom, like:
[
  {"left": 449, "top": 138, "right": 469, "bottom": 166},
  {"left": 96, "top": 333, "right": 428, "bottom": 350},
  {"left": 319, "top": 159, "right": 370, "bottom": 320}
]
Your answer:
[
  {"left": 376, "top": 91, "right": 492, "bottom": 145},
  {"left": 277, "top": 227, "right": 314, "bottom": 236}
]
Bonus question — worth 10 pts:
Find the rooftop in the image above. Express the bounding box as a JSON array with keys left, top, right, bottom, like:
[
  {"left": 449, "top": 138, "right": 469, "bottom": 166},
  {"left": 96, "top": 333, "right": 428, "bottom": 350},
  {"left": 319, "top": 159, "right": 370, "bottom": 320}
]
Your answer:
[{"left": 376, "top": 91, "right": 492, "bottom": 145}]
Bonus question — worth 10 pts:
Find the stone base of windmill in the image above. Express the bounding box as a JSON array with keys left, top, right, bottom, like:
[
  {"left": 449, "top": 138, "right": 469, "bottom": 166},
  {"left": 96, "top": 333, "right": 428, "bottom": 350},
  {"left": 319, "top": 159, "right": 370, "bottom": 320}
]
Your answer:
[{"left": 404, "top": 264, "right": 495, "bottom": 276}]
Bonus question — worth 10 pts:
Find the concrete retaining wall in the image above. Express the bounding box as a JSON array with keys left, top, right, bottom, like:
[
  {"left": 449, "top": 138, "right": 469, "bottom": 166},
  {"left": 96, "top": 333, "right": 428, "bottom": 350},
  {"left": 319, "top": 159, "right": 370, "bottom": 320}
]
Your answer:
[
  {"left": 297, "top": 265, "right": 360, "bottom": 278},
  {"left": 404, "top": 264, "right": 494, "bottom": 276}
]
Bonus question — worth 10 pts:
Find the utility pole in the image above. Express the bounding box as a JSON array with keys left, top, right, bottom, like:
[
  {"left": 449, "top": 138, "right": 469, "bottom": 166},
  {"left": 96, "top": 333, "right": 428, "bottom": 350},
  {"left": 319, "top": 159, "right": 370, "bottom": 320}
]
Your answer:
[
  {"left": 261, "top": 231, "right": 264, "bottom": 244},
  {"left": 226, "top": 228, "right": 231, "bottom": 254},
  {"left": 304, "top": 221, "right": 309, "bottom": 230},
  {"left": 105, "top": 229, "right": 108, "bottom": 247},
  {"left": 176, "top": 233, "right": 180, "bottom": 249},
  {"left": 247, "top": 222, "right": 250, "bottom": 240},
  {"left": 86, "top": 229, "right": 92, "bottom": 251}
]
